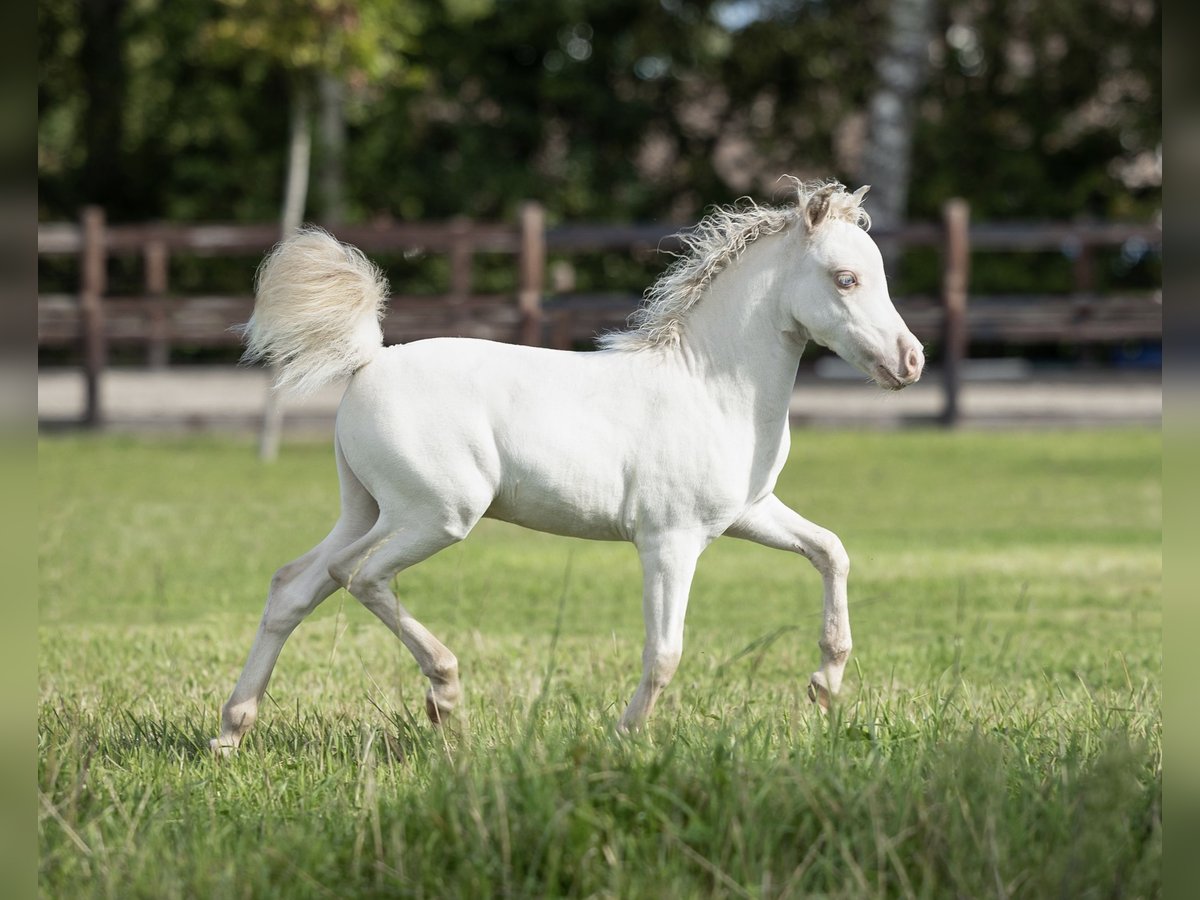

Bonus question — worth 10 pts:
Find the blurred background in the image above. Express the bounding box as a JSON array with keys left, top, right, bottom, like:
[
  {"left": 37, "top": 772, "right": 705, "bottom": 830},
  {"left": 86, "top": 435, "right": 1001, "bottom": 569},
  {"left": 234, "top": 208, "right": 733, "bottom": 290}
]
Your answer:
[{"left": 37, "top": 0, "right": 1162, "bottom": 432}]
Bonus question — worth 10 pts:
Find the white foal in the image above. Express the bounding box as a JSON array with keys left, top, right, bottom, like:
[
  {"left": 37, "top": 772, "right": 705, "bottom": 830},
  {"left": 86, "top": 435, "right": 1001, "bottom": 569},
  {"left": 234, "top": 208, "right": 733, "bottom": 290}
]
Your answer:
[{"left": 211, "top": 180, "right": 924, "bottom": 752}]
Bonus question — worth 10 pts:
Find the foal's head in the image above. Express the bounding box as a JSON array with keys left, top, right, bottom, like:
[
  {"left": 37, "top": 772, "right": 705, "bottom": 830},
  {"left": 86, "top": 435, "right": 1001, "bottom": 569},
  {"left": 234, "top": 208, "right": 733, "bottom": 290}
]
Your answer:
[{"left": 784, "top": 184, "right": 924, "bottom": 390}]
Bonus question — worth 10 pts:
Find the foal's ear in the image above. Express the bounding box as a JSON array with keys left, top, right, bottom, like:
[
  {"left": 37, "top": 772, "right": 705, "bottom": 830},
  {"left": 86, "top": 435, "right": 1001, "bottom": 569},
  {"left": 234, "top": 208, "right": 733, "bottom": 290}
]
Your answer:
[{"left": 804, "top": 185, "right": 838, "bottom": 231}]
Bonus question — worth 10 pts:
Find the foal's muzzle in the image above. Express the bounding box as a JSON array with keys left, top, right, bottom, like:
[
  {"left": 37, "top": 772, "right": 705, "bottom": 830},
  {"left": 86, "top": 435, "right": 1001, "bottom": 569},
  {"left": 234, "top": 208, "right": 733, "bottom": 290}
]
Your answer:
[{"left": 874, "top": 338, "right": 924, "bottom": 390}]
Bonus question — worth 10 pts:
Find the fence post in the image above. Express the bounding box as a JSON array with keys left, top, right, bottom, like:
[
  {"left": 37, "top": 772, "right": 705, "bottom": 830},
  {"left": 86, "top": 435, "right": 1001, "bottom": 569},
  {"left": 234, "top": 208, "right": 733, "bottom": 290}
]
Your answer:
[
  {"left": 518, "top": 201, "right": 545, "bottom": 346},
  {"left": 1071, "top": 243, "right": 1095, "bottom": 294},
  {"left": 145, "top": 238, "right": 170, "bottom": 369},
  {"left": 80, "top": 206, "right": 107, "bottom": 427},
  {"left": 940, "top": 198, "right": 970, "bottom": 426}
]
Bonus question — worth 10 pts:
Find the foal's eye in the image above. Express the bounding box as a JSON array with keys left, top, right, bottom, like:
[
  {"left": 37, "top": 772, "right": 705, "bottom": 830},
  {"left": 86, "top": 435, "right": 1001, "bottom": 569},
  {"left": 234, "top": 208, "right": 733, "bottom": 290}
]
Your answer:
[{"left": 835, "top": 271, "right": 858, "bottom": 289}]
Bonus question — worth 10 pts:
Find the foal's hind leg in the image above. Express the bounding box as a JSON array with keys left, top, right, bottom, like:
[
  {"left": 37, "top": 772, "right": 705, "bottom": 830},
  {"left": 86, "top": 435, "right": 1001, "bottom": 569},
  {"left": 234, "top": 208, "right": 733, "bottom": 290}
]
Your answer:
[
  {"left": 210, "top": 527, "right": 349, "bottom": 754},
  {"left": 725, "top": 493, "right": 852, "bottom": 710},
  {"left": 327, "top": 510, "right": 477, "bottom": 724},
  {"left": 211, "top": 440, "right": 376, "bottom": 754}
]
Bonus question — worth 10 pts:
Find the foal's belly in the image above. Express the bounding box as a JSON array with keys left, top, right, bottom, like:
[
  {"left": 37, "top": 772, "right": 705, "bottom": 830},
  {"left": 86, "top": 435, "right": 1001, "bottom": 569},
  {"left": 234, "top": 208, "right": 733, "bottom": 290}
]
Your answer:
[
  {"left": 483, "top": 464, "right": 634, "bottom": 541},
  {"left": 482, "top": 439, "right": 759, "bottom": 544},
  {"left": 483, "top": 499, "right": 628, "bottom": 542}
]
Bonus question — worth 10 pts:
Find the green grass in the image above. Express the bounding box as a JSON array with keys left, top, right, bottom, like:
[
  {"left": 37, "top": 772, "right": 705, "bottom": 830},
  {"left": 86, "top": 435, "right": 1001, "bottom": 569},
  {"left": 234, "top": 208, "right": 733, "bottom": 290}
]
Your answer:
[{"left": 39, "top": 430, "right": 1161, "bottom": 898}]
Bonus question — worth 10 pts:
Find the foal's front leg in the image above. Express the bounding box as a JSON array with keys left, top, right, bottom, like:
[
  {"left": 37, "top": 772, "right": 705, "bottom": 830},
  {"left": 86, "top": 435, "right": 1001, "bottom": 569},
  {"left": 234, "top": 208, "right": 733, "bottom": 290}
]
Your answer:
[
  {"left": 725, "top": 493, "right": 852, "bottom": 709},
  {"left": 618, "top": 533, "right": 708, "bottom": 732}
]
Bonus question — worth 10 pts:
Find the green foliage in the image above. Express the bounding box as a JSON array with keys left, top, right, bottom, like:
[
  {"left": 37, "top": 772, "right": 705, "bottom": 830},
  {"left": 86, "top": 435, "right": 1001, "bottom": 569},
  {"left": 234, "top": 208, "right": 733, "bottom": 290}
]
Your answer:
[
  {"left": 39, "top": 430, "right": 1160, "bottom": 896},
  {"left": 912, "top": 0, "right": 1161, "bottom": 220},
  {"left": 37, "top": 0, "right": 1160, "bottom": 224},
  {"left": 203, "top": 0, "right": 425, "bottom": 83}
]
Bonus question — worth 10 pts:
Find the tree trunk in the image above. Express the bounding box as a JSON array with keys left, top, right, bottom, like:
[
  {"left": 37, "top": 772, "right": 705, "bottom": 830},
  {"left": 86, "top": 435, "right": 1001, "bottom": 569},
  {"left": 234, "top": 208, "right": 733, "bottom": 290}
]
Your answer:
[
  {"left": 859, "top": 0, "right": 935, "bottom": 268},
  {"left": 259, "top": 84, "right": 313, "bottom": 462},
  {"left": 317, "top": 72, "right": 347, "bottom": 226},
  {"left": 80, "top": 0, "right": 127, "bottom": 212},
  {"left": 279, "top": 87, "right": 313, "bottom": 236}
]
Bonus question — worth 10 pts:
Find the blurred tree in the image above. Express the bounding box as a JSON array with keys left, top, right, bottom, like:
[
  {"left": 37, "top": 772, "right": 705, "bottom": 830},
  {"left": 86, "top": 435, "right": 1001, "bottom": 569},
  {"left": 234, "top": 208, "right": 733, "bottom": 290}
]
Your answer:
[
  {"left": 79, "top": 0, "right": 129, "bottom": 215},
  {"left": 317, "top": 72, "right": 347, "bottom": 224},
  {"left": 860, "top": 0, "right": 934, "bottom": 242},
  {"left": 38, "top": 0, "right": 83, "bottom": 217},
  {"left": 911, "top": 0, "right": 1160, "bottom": 220},
  {"left": 37, "top": 0, "right": 1160, "bottom": 230},
  {"left": 202, "top": 0, "right": 431, "bottom": 232},
  {"left": 347, "top": 0, "right": 886, "bottom": 220},
  {"left": 41, "top": 0, "right": 285, "bottom": 221}
]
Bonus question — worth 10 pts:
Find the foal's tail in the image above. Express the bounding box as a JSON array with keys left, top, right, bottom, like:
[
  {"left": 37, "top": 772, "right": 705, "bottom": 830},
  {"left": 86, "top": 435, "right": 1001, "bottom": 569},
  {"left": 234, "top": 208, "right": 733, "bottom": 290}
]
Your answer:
[{"left": 238, "top": 227, "right": 389, "bottom": 395}]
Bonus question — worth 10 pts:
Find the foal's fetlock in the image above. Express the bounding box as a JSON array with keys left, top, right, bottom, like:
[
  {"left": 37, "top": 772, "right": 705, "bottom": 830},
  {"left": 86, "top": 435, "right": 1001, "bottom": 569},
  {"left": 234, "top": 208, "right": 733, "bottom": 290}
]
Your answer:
[
  {"left": 425, "top": 692, "right": 450, "bottom": 724},
  {"left": 423, "top": 669, "right": 461, "bottom": 725},
  {"left": 210, "top": 701, "right": 256, "bottom": 754},
  {"left": 807, "top": 672, "right": 833, "bottom": 711},
  {"left": 807, "top": 653, "right": 849, "bottom": 710},
  {"left": 810, "top": 643, "right": 849, "bottom": 711},
  {"left": 424, "top": 683, "right": 460, "bottom": 725}
]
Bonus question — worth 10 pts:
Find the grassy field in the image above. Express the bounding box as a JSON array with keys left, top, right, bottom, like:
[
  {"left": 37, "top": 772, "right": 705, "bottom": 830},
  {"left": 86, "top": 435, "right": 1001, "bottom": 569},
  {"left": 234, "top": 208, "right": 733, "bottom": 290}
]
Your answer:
[{"left": 39, "top": 429, "right": 1161, "bottom": 898}]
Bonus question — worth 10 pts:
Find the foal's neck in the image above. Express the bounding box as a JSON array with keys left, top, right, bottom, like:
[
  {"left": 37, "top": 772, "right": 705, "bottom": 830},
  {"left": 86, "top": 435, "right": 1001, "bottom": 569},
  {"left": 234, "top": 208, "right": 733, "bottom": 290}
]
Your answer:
[{"left": 674, "top": 231, "right": 805, "bottom": 418}]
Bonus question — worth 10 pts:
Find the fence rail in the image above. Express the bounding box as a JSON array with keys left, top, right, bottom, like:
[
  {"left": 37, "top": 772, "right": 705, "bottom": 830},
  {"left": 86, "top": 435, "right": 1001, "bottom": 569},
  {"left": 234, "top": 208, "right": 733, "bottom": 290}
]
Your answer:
[{"left": 38, "top": 202, "right": 1160, "bottom": 427}]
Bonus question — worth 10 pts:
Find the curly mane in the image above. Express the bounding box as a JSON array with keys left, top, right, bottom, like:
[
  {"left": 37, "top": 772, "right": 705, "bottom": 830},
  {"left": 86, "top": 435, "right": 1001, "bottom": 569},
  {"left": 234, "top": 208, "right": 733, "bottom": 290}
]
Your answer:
[{"left": 597, "top": 178, "right": 870, "bottom": 352}]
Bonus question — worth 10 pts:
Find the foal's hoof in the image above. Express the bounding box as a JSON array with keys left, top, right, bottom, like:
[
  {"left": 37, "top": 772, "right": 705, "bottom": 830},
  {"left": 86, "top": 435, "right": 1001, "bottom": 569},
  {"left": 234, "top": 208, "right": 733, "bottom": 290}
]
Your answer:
[
  {"left": 208, "top": 737, "right": 238, "bottom": 758},
  {"left": 807, "top": 676, "right": 832, "bottom": 711}
]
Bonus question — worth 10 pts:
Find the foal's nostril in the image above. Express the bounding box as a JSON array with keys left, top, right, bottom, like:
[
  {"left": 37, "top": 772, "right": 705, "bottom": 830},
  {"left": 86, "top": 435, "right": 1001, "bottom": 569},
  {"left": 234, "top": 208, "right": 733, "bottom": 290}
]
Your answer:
[
  {"left": 905, "top": 347, "right": 922, "bottom": 374},
  {"left": 899, "top": 345, "right": 924, "bottom": 381}
]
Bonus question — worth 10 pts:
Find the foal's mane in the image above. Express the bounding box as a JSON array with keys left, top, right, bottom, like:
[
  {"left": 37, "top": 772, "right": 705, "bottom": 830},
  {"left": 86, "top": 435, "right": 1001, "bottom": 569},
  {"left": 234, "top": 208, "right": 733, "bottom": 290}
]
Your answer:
[{"left": 597, "top": 178, "right": 870, "bottom": 352}]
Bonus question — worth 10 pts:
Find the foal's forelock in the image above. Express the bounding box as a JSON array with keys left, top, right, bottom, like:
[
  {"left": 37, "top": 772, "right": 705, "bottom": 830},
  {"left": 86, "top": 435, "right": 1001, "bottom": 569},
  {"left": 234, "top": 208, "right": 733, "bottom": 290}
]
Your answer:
[{"left": 597, "top": 179, "right": 870, "bottom": 353}]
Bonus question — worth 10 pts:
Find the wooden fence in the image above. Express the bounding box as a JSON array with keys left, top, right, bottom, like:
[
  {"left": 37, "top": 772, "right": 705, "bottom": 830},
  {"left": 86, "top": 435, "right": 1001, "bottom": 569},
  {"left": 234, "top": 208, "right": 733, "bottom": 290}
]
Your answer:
[{"left": 38, "top": 202, "right": 1160, "bottom": 426}]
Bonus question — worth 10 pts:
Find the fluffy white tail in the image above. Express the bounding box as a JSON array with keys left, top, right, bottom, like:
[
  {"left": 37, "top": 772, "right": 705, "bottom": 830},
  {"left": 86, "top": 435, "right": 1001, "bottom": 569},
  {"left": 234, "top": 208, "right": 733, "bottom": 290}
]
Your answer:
[{"left": 239, "top": 227, "right": 389, "bottom": 395}]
